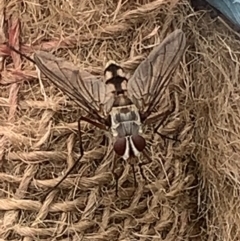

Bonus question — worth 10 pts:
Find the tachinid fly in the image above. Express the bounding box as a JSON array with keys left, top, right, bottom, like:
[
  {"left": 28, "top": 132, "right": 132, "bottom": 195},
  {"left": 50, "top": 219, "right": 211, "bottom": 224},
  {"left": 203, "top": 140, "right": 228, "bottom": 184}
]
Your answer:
[
  {"left": 9, "top": 29, "right": 186, "bottom": 195},
  {"left": 104, "top": 60, "right": 146, "bottom": 160}
]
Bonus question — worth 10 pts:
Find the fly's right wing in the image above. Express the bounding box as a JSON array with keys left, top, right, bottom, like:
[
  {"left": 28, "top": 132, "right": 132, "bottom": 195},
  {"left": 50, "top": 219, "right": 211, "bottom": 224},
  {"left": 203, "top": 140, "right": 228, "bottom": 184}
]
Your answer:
[{"left": 34, "top": 51, "right": 114, "bottom": 122}]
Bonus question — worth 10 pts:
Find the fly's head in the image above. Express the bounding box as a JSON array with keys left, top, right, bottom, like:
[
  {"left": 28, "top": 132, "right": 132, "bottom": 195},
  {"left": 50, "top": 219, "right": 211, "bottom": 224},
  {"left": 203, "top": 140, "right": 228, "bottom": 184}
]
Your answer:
[{"left": 113, "top": 135, "right": 146, "bottom": 161}]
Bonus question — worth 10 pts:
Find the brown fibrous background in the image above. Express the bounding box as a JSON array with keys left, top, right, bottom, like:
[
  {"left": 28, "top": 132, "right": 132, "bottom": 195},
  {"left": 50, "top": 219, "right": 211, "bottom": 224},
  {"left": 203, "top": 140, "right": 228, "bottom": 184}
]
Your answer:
[{"left": 0, "top": 0, "right": 240, "bottom": 240}]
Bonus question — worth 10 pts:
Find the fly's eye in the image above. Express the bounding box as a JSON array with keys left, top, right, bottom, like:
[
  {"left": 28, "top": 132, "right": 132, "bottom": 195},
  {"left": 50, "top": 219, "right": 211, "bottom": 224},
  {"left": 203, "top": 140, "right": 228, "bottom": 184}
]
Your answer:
[
  {"left": 131, "top": 135, "right": 146, "bottom": 152},
  {"left": 113, "top": 137, "right": 126, "bottom": 156}
]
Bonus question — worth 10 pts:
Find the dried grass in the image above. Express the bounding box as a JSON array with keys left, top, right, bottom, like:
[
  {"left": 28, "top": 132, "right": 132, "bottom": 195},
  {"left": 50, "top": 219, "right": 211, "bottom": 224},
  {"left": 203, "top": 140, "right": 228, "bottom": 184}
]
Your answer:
[{"left": 0, "top": 0, "right": 240, "bottom": 240}]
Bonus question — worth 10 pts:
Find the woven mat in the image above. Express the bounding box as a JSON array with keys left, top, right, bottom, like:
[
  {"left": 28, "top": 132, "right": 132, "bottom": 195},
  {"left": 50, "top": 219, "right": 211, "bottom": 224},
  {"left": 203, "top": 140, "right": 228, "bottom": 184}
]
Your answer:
[{"left": 0, "top": 0, "right": 240, "bottom": 240}]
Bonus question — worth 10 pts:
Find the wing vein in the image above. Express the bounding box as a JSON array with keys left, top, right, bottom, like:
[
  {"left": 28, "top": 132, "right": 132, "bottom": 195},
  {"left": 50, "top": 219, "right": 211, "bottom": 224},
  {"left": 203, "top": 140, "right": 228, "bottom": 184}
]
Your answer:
[{"left": 127, "top": 29, "right": 186, "bottom": 119}]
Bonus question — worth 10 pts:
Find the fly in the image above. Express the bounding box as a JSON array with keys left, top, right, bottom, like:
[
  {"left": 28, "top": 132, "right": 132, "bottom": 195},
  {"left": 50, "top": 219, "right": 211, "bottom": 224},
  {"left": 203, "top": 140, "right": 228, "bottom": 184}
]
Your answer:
[{"left": 9, "top": 29, "right": 186, "bottom": 196}]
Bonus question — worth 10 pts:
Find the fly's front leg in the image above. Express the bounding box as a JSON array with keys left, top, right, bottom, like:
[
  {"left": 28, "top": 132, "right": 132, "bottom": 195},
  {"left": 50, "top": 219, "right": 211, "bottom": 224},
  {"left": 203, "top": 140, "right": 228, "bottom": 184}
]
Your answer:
[
  {"left": 43, "top": 115, "right": 108, "bottom": 200},
  {"left": 138, "top": 150, "right": 153, "bottom": 181},
  {"left": 110, "top": 155, "right": 125, "bottom": 197}
]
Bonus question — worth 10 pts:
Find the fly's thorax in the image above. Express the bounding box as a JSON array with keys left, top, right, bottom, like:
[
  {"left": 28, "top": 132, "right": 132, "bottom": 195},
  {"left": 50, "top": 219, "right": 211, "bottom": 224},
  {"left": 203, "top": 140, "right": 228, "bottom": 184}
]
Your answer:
[
  {"left": 113, "top": 135, "right": 146, "bottom": 160},
  {"left": 110, "top": 104, "right": 143, "bottom": 137}
]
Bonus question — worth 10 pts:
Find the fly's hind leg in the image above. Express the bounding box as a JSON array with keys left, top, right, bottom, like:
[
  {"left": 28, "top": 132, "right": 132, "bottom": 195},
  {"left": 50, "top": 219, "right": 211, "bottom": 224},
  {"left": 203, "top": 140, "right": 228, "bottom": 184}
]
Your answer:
[
  {"left": 154, "top": 110, "right": 180, "bottom": 142},
  {"left": 145, "top": 108, "right": 180, "bottom": 142},
  {"left": 144, "top": 93, "right": 181, "bottom": 142}
]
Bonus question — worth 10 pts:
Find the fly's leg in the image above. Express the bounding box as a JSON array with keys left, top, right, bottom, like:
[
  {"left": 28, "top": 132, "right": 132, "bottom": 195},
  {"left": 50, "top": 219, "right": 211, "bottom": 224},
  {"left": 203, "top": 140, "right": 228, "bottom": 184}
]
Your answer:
[
  {"left": 43, "top": 116, "right": 108, "bottom": 200},
  {"left": 131, "top": 164, "right": 137, "bottom": 188},
  {"left": 113, "top": 171, "right": 119, "bottom": 197},
  {"left": 113, "top": 162, "right": 140, "bottom": 197},
  {"left": 80, "top": 116, "right": 108, "bottom": 131},
  {"left": 138, "top": 150, "right": 153, "bottom": 181},
  {"left": 154, "top": 110, "right": 179, "bottom": 142},
  {"left": 145, "top": 109, "right": 180, "bottom": 142},
  {"left": 111, "top": 155, "right": 124, "bottom": 197}
]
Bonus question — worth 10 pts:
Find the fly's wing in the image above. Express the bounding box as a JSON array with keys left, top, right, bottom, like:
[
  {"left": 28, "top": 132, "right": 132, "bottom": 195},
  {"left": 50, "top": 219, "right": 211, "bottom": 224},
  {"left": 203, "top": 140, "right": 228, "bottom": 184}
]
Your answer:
[
  {"left": 34, "top": 51, "right": 113, "bottom": 120},
  {"left": 127, "top": 29, "right": 186, "bottom": 119}
]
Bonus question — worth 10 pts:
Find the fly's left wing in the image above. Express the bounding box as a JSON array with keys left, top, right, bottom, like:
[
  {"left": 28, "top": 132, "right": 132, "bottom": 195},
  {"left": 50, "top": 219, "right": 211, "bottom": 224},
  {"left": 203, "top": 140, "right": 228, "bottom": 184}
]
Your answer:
[
  {"left": 127, "top": 29, "right": 186, "bottom": 120},
  {"left": 34, "top": 51, "right": 114, "bottom": 122}
]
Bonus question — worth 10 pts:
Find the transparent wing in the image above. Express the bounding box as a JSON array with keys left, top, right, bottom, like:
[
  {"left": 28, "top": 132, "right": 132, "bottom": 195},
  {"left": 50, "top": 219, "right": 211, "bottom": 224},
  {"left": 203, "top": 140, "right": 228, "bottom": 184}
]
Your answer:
[
  {"left": 34, "top": 51, "right": 114, "bottom": 120},
  {"left": 127, "top": 29, "right": 186, "bottom": 119}
]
